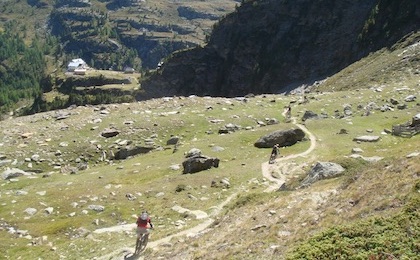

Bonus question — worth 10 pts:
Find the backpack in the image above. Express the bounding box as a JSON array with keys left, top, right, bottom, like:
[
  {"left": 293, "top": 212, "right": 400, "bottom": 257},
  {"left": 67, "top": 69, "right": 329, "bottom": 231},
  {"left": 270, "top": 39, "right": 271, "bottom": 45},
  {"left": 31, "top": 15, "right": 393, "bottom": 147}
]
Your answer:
[{"left": 140, "top": 212, "right": 148, "bottom": 221}]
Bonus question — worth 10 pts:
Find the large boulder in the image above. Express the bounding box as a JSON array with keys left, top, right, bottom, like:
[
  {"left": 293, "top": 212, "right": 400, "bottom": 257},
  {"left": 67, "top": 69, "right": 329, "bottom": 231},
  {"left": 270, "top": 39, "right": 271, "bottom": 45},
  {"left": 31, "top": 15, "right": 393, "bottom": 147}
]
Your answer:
[
  {"left": 166, "top": 136, "right": 180, "bottom": 145},
  {"left": 2, "top": 168, "right": 30, "bottom": 180},
  {"left": 182, "top": 155, "right": 220, "bottom": 174},
  {"left": 302, "top": 110, "right": 319, "bottom": 121},
  {"left": 101, "top": 128, "right": 120, "bottom": 138},
  {"left": 113, "top": 146, "right": 155, "bottom": 160},
  {"left": 301, "top": 162, "right": 345, "bottom": 186},
  {"left": 254, "top": 128, "right": 305, "bottom": 148}
]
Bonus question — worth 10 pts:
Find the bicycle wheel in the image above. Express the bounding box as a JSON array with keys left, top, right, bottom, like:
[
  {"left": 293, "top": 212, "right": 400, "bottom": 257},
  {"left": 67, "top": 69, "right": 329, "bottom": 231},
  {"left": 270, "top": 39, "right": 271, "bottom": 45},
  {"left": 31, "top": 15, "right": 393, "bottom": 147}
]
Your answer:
[
  {"left": 135, "top": 236, "right": 142, "bottom": 255},
  {"left": 139, "top": 234, "right": 149, "bottom": 252}
]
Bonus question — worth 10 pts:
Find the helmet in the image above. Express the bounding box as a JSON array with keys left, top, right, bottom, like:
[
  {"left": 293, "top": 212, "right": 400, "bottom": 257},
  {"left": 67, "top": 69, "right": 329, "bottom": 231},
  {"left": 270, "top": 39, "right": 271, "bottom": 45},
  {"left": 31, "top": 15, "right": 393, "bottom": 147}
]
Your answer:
[{"left": 140, "top": 211, "right": 148, "bottom": 220}]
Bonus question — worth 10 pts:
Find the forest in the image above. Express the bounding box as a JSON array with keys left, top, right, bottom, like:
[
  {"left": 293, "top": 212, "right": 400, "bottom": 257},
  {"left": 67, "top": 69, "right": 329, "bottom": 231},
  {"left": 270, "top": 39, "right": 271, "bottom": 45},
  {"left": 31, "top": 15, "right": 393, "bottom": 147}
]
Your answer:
[{"left": 0, "top": 22, "right": 46, "bottom": 115}]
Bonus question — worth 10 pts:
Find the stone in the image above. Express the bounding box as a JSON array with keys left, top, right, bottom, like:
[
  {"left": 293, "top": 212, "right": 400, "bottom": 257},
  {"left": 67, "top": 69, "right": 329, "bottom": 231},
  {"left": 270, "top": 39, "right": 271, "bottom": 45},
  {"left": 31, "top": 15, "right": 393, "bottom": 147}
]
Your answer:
[
  {"left": 45, "top": 207, "right": 54, "bottom": 215},
  {"left": 24, "top": 208, "right": 37, "bottom": 216},
  {"left": 16, "top": 190, "right": 28, "bottom": 196},
  {"left": 2, "top": 168, "right": 29, "bottom": 180},
  {"left": 349, "top": 154, "right": 384, "bottom": 162},
  {"left": 353, "top": 135, "right": 380, "bottom": 142},
  {"left": 266, "top": 118, "right": 279, "bottom": 125},
  {"left": 169, "top": 164, "right": 181, "bottom": 171},
  {"left": 113, "top": 146, "right": 155, "bottom": 160},
  {"left": 182, "top": 155, "right": 220, "bottom": 174},
  {"left": 166, "top": 136, "right": 180, "bottom": 145},
  {"left": 101, "top": 128, "right": 120, "bottom": 138},
  {"left": 218, "top": 123, "right": 240, "bottom": 134},
  {"left": 254, "top": 128, "right": 305, "bottom": 148},
  {"left": 301, "top": 162, "right": 345, "bottom": 186},
  {"left": 302, "top": 110, "right": 319, "bottom": 121},
  {"left": 404, "top": 95, "right": 416, "bottom": 102},
  {"left": 185, "top": 148, "right": 201, "bottom": 158},
  {"left": 88, "top": 205, "right": 105, "bottom": 212},
  {"left": 351, "top": 148, "right": 364, "bottom": 154},
  {"left": 406, "top": 152, "right": 419, "bottom": 158}
]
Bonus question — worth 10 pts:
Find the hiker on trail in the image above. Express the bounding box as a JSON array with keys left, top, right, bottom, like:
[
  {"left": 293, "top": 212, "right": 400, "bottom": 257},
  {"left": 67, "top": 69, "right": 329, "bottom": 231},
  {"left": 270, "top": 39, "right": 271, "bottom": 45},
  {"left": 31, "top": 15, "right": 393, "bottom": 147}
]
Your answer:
[
  {"left": 136, "top": 210, "right": 154, "bottom": 238},
  {"left": 269, "top": 144, "right": 279, "bottom": 164}
]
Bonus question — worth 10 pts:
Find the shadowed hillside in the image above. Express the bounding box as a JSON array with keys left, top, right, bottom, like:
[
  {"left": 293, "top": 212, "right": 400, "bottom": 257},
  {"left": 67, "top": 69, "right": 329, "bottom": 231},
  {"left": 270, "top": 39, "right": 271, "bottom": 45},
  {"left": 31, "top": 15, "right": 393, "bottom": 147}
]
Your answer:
[{"left": 141, "top": 0, "right": 419, "bottom": 97}]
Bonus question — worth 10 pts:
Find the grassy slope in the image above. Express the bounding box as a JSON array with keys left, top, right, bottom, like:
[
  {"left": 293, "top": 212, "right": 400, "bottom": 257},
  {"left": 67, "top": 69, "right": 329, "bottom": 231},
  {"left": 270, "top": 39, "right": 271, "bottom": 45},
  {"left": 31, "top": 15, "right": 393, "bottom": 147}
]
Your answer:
[{"left": 0, "top": 35, "right": 419, "bottom": 259}]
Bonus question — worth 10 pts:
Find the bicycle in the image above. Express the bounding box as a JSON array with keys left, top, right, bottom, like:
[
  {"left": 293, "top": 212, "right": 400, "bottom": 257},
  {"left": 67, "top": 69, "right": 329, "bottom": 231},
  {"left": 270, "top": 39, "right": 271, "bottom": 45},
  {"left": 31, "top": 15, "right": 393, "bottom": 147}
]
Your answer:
[
  {"left": 269, "top": 153, "right": 277, "bottom": 164},
  {"left": 134, "top": 229, "right": 151, "bottom": 255}
]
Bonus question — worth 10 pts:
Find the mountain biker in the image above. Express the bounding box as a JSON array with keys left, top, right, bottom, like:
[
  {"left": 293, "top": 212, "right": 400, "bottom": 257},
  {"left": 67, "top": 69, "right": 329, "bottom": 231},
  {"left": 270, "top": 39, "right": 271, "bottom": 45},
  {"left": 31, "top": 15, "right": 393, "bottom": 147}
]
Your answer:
[
  {"left": 269, "top": 144, "right": 279, "bottom": 164},
  {"left": 136, "top": 210, "right": 154, "bottom": 239}
]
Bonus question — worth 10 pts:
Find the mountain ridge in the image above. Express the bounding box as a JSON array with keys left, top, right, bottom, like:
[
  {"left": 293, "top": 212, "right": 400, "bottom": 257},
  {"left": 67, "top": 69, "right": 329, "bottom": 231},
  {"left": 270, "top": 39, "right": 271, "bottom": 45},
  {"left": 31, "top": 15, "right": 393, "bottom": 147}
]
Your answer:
[{"left": 141, "top": 0, "right": 419, "bottom": 97}]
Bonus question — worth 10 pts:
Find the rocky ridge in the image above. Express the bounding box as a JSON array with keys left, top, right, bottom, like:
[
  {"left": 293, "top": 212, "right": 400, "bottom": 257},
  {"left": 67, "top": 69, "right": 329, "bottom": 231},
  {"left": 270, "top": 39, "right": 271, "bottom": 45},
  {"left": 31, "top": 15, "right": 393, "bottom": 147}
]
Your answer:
[{"left": 141, "top": 0, "right": 419, "bottom": 97}]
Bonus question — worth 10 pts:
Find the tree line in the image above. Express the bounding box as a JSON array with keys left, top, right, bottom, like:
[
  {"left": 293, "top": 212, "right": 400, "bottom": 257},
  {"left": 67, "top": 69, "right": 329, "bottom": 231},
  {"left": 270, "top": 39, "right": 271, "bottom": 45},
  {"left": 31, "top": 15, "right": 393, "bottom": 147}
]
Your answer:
[{"left": 0, "top": 23, "right": 46, "bottom": 114}]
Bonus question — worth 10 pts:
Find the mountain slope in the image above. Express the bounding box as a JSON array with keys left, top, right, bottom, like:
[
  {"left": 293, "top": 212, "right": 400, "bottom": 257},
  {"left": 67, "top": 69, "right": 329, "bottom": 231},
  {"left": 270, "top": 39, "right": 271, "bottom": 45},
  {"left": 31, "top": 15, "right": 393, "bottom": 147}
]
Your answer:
[
  {"left": 141, "top": 0, "right": 420, "bottom": 97},
  {"left": 0, "top": 38, "right": 418, "bottom": 259}
]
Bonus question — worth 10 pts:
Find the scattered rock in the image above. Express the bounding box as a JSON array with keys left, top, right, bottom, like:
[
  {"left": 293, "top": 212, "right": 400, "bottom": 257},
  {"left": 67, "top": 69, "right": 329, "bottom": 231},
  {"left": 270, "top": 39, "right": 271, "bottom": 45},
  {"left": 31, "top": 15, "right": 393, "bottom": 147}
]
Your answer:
[
  {"left": 218, "top": 123, "right": 240, "bottom": 134},
  {"left": 211, "top": 178, "right": 230, "bottom": 189},
  {"left": 113, "top": 146, "right": 155, "bottom": 160},
  {"left": 211, "top": 146, "right": 225, "bottom": 152},
  {"left": 185, "top": 148, "right": 202, "bottom": 158},
  {"left": 21, "top": 132, "right": 34, "bottom": 139},
  {"left": 251, "top": 224, "right": 267, "bottom": 231},
  {"left": 88, "top": 205, "right": 105, "bottom": 212},
  {"left": 101, "top": 128, "right": 120, "bottom": 138},
  {"left": 349, "top": 154, "right": 384, "bottom": 162},
  {"left": 343, "top": 104, "right": 352, "bottom": 116},
  {"left": 2, "top": 168, "right": 29, "bottom": 180},
  {"left": 406, "top": 152, "right": 419, "bottom": 158},
  {"left": 169, "top": 164, "right": 181, "bottom": 171},
  {"left": 16, "top": 190, "right": 28, "bottom": 196},
  {"left": 353, "top": 135, "right": 380, "bottom": 142},
  {"left": 125, "top": 193, "right": 136, "bottom": 201},
  {"left": 301, "top": 162, "right": 345, "bottom": 186},
  {"left": 166, "top": 136, "right": 180, "bottom": 145},
  {"left": 302, "top": 110, "right": 319, "bottom": 121},
  {"left": 351, "top": 148, "right": 364, "bottom": 154},
  {"left": 24, "top": 208, "right": 37, "bottom": 216},
  {"left": 45, "top": 207, "right": 54, "bottom": 215},
  {"left": 266, "top": 118, "right": 279, "bottom": 125},
  {"left": 404, "top": 95, "right": 416, "bottom": 102},
  {"left": 337, "top": 129, "right": 348, "bottom": 134}
]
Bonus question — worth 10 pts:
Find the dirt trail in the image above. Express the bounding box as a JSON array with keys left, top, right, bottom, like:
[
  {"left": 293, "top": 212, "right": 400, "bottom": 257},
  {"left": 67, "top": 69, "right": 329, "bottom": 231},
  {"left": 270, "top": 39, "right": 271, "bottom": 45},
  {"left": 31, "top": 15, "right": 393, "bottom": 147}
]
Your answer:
[
  {"left": 96, "top": 192, "right": 240, "bottom": 260},
  {"left": 96, "top": 115, "right": 316, "bottom": 259},
  {"left": 261, "top": 117, "right": 317, "bottom": 192}
]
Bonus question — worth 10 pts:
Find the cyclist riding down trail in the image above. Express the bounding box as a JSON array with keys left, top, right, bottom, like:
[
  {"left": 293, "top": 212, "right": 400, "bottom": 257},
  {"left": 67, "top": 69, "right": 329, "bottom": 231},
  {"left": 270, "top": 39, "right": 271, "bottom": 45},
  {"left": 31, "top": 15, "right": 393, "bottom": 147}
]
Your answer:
[{"left": 136, "top": 210, "right": 154, "bottom": 239}]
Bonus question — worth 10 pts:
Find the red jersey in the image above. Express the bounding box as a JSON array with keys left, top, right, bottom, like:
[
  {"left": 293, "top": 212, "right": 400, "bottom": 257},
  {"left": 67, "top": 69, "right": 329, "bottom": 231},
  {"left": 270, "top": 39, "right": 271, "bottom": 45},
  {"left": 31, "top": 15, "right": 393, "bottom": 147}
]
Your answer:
[{"left": 136, "top": 216, "right": 151, "bottom": 228}]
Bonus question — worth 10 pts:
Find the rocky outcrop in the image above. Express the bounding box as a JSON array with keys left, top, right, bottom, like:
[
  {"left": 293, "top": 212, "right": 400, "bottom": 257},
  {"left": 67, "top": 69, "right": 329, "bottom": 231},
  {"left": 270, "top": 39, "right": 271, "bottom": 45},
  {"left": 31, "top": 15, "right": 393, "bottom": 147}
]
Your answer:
[
  {"left": 2, "top": 168, "right": 30, "bottom": 180},
  {"left": 254, "top": 128, "right": 305, "bottom": 148},
  {"left": 141, "top": 0, "right": 419, "bottom": 98},
  {"left": 182, "top": 155, "right": 220, "bottom": 174},
  {"left": 301, "top": 162, "right": 345, "bottom": 187}
]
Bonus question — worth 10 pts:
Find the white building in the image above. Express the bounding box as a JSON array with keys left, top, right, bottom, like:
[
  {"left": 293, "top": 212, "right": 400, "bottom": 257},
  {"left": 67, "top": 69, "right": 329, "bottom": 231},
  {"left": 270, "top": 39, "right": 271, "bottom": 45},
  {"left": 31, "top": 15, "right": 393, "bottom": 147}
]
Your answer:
[{"left": 67, "top": 58, "right": 87, "bottom": 72}]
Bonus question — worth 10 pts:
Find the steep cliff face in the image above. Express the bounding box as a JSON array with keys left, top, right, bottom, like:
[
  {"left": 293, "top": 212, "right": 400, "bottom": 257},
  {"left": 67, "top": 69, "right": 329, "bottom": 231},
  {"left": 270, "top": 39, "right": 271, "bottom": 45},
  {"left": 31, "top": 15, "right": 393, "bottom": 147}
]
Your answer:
[{"left": 141, "top": 0, "right": 419, "bottom": 97}]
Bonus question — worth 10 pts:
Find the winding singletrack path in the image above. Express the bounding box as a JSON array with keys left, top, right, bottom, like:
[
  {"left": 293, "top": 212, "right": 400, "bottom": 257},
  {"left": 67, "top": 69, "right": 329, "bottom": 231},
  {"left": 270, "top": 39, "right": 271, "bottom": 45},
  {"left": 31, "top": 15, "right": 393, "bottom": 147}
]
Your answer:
[
  {"left": 261, "top": 117, "right": 317, "bottom": 192},
  {"left": 97, "top": 114, "right": 317, "bottom": 259},
  {"left": 96, "top": 192, "right": 240, "bottom": 260}
]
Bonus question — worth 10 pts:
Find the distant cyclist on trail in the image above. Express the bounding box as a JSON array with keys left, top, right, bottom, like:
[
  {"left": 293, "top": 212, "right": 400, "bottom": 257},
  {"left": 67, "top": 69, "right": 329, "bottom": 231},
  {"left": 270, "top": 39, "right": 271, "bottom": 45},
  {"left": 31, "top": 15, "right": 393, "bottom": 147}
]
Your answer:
[
  {"left": 269, "top": 144, "right": 280, "bottom": 164},
  {"left": 136, "top": 210, "right": 154, "bottom": 239}
]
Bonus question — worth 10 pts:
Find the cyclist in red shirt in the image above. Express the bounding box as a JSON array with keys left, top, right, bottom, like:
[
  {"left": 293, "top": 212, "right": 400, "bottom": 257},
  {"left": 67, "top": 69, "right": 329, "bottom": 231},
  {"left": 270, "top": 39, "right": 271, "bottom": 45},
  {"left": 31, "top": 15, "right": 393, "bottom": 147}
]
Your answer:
[{"left": 136, "top": 211, "right": 154, "bottom": 238}]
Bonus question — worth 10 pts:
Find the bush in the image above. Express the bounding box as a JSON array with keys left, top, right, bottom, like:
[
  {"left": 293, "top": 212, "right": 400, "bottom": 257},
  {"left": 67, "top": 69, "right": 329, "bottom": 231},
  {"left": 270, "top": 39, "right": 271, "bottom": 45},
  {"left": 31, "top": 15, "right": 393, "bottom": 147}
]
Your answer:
[{"left": 285, "top": 192, "right": 420, "bottom": 259}]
